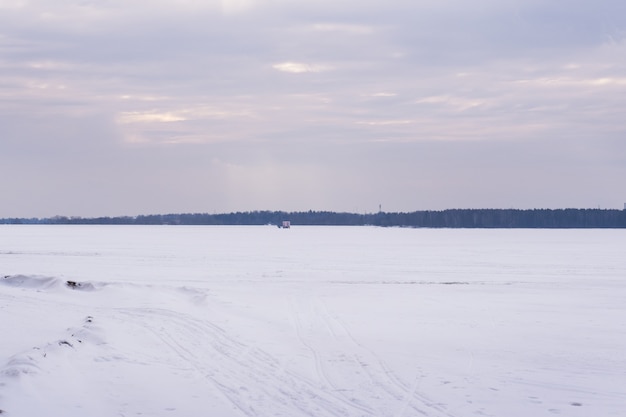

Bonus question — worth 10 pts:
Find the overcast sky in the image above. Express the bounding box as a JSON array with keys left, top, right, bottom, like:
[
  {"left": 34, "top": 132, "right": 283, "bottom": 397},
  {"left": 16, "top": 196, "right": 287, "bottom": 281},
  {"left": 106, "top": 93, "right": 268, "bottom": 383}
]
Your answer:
[{"left": 1, "top": 0, "right": 625, "bottom": 217}]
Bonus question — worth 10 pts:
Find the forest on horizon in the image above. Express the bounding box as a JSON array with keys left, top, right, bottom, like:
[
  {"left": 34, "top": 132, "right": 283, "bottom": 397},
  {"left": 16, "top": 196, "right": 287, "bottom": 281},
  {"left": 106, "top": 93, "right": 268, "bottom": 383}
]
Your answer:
[{"left": 2, "top": 209, "right": 625, "bottom": 228}]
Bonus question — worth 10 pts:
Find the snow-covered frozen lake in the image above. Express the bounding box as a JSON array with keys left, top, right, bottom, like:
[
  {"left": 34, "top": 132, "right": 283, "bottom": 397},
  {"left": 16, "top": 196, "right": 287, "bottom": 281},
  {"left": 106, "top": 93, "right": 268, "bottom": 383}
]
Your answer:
[{"left": 1, "top": 225, "right": 625, "bottom": 416}]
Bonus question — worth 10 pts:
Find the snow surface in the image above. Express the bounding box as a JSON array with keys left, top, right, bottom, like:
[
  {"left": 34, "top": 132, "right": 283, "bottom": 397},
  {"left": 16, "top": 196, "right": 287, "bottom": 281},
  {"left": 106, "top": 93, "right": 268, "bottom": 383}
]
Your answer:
[{"left": 1, "top": 225, "right": 625, "bottom": 417}]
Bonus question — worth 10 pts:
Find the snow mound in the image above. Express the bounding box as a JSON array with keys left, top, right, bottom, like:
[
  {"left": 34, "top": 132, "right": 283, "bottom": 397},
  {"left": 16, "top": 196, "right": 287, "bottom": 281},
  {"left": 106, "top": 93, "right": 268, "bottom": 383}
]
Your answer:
[
  {"left": 0, "top": 316, "right": 102, "bottom": 380},
  {"left": 1, "top": 275, "right": 102, "bottom": 292},
  {"left": 1, "top": 274, "right": 63, "bottom": 290}
]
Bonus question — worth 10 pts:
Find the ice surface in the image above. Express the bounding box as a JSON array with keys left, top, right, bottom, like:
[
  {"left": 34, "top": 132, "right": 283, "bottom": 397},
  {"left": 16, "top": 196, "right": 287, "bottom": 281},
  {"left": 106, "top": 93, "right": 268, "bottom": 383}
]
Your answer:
[{"left": 1, "top": 225, "right": 625, "bottom": 416}]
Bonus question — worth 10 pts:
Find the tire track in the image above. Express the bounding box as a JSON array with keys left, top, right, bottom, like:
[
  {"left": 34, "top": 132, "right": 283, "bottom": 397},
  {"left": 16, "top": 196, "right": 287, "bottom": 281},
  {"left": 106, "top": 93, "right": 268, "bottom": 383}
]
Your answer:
[
  {"left": 322, "top": 300, "right": 457, "bottom": 417},
  {"left": 313, "top": 299, "right": 457, "bottom": 417},
  {"left": 291, "top": 297, "right": 428, "bottom": 416},
  {"left": 313, "top": 300, "right": 426, "bottom": 416},
  {"left": 290, "top": 300, "right": 375, "bottom": 416},
  {"left": 115, "top": 307, "right": 370, "bottom": 417}
]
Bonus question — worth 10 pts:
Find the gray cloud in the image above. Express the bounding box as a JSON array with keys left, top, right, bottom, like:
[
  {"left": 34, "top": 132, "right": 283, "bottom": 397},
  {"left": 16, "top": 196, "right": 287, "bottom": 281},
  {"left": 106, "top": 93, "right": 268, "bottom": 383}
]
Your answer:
[{"left": 1, "top": 0, "right": 625, "bottom": 217}]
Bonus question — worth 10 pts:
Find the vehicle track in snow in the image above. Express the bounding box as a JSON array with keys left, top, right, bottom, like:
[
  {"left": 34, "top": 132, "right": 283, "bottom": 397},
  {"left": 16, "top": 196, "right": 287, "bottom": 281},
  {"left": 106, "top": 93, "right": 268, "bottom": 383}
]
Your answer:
[
  {"left": 290, "top": 300, "right": 375, "bottom": 416},
  {"left": 115, "top": 307, "right": 370, "bottom": 417},
  {"left": 320, "top": 300, "right": 458, "bottom": 417},
  {"left": 290, "top": 297, "right": 457, "bottom": 417}
]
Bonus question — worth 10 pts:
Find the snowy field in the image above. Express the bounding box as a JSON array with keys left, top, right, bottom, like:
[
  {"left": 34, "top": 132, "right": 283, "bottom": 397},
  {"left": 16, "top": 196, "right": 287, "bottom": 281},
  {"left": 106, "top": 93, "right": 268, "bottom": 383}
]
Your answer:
[{"left": 1, "top": 225, "right": 625, "bottom": 417}]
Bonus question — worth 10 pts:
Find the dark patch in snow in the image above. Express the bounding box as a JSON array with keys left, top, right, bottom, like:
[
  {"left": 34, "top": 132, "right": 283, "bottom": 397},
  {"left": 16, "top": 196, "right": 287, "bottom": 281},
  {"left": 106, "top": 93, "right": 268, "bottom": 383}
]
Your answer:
[
  {"left": 570, "top": 402, "right": 583, "bottom": 406},
  {"left": 58, "top": 340, "right": 73, "bottom": 348},
  {"left": 66, "top": 280, "right": 97, "bottom": 291}
]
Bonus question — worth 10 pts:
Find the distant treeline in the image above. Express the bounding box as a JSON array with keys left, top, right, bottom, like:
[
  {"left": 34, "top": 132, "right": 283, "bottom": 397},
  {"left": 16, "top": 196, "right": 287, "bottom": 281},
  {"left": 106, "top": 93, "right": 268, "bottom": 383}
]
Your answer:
[{"left": 2, "top": 209, "right": 626, "bottom": 228}]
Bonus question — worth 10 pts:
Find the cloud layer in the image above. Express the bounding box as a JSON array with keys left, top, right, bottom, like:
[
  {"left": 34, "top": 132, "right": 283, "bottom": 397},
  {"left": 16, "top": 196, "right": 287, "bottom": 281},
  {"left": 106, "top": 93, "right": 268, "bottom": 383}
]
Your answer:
[{"left": 1, "top": 0, "right": 625, "bottom": 216}]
